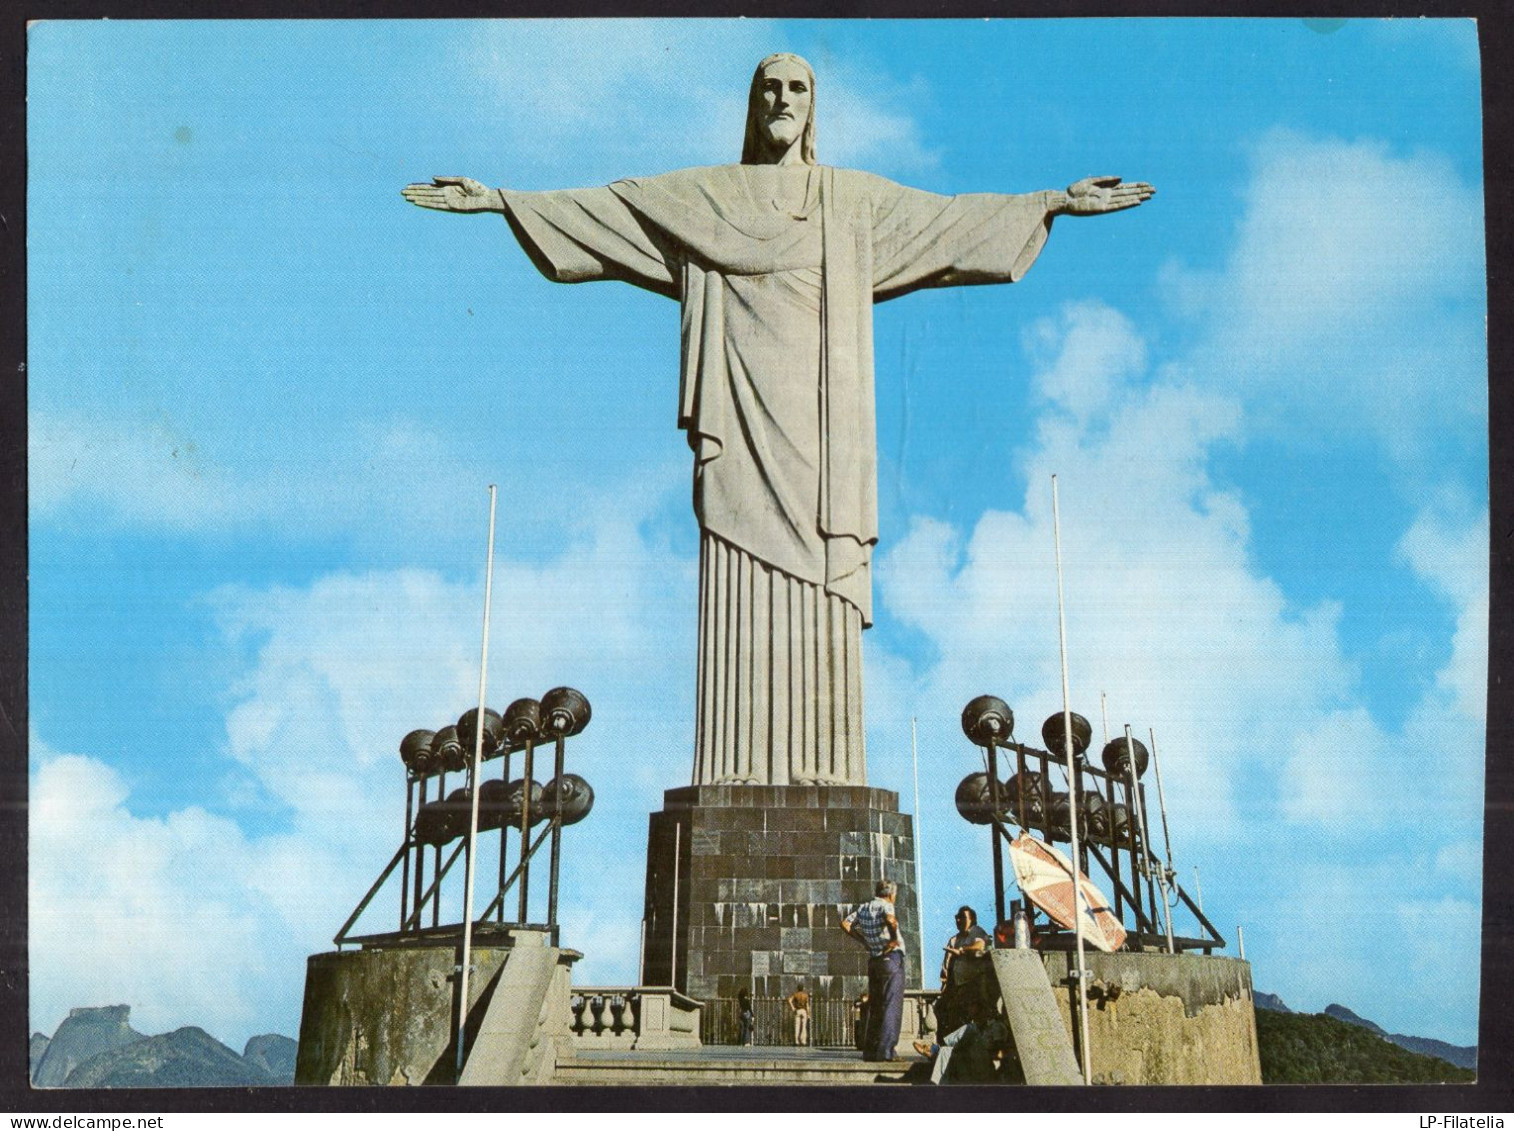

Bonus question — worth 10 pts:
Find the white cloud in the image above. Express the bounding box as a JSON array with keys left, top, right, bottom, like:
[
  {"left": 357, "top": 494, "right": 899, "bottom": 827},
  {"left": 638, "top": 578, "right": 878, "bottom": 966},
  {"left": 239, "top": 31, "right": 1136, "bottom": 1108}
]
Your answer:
[
  {"left": 29, "top": 748, "right": 288, "bottom": 1046},
  {"left": 1137, "top": 131, "right": 1485, "bottom": 1044},
  {"left": 872, "top": 290, "right": 1485, "bottom": 1044},
  {"left": 28, "top": 411, "right": 243, "bottom": 529},
  {"left": 1234, "top": 848, "right": 1480, "bottom": 1044},
  {"left": 29, "top": 411, "right": 494, "bottom": 547},
  {"left": 459, "top": 20, "right": 769, "bottom": 180},
  {"left": 1432, "top": 839, "right": 1482, "bottom": 881},
  {"left": 821, "top": 67, "right": 939, "bottom": 176},
  {"left": 458, "top": 21, "right": 938, "bottom": 183},
  {"left": 28, "top": 407, "right": 694, "bottom": 583},
  {"left": 876, "top": 325, "right": 1351, "bottom": 841},
  {"left": 1398, "top": 502, "right": 1489, "bottom": 724},
  {"left": 1389, "top": 503, "right": 1488, "bottom": 846},
  {"left": 1024, "top": 300, "right": 1148, "bottom": 424},
  {"left": 1277, "top": 706, "right": 1389, "bottom": 824},
  {"left": 30, "top": 485, "right": 698, "bottom": 1045},
  {"left": 1279, "top": 884, "right": 1481, "bottom": 1045},
  {"left": 1168, "top": 128, "right": 1485, "bottom": 459}
]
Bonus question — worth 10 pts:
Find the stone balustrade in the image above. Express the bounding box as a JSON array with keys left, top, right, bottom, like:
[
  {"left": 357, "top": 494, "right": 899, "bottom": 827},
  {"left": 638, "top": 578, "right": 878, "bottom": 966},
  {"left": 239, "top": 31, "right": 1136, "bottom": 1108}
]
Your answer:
[
  {"left": 568, "top": 986, "right": 702, "bottom": 1051},
  {"left": 567, "top": 984, "right": 935, "bottom": 1056}
]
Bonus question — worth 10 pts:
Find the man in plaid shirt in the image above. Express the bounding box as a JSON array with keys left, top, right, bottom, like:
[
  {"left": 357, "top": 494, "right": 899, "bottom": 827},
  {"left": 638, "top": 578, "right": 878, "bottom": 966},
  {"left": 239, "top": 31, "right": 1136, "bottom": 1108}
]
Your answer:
[{"left": 841, "top": 880, "right": 906, "bottom": 1061}]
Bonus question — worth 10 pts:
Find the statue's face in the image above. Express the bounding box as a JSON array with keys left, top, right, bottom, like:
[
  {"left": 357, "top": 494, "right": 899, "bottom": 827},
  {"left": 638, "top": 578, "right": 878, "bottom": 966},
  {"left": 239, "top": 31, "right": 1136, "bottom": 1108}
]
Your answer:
[{"left": 755, "top": 58, "right": 811, "bottom": 155}]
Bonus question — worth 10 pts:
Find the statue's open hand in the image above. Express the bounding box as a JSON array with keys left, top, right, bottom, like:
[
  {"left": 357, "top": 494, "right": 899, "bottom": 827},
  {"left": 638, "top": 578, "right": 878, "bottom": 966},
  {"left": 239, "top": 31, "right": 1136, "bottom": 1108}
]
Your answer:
[
  {"left": 401, "top": 176, "right": 500, "bottom": 213},
  {"left": 1063, "top": 176, "right": 1155, "bottom": 215}
]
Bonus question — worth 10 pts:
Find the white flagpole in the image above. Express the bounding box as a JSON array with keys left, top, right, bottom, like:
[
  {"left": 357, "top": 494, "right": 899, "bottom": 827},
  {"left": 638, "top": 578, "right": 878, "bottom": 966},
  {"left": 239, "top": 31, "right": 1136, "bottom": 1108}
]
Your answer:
[
  {"left": 456, "top": 484, "right": 499, "bottom": 1078},
  {"left": 1149, "top": 727, "right": 1177, "bottom": 953},
  {"left": 1051, "top": 475, "right": 1092, "bottom": 1086},
  {"left": 911, "top": 717, "right": 928, "bottom": 971},
  {"left": 1124, "top": 722, "right": 1164, "bottom": 952},
  {"left": 1126, "top": 724, "right": 1173, "bottom": 953}
]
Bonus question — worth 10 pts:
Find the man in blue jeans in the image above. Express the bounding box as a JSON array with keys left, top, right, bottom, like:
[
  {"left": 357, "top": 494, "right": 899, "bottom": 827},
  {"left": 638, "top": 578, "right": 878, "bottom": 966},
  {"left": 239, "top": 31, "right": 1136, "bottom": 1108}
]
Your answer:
[{"left": 841, "top": 880, "right": 906, "bottom": 1061}]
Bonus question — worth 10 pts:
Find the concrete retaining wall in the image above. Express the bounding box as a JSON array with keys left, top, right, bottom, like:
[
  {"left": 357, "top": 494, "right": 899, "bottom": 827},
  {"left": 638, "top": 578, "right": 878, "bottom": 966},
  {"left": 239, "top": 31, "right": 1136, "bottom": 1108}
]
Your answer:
[
  {"left": 1037, "top": 951, "right": 1261, "bottom": 1085},
  {"left": 295, "top": 933, "right": 575, "bottom": 1086}
]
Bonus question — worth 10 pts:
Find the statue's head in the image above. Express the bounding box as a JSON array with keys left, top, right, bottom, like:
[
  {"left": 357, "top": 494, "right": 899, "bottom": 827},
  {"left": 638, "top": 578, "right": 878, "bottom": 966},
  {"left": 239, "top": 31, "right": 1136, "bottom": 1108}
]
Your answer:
[{"left": 742, "top": 53, "right": 817, "bottom": 166}]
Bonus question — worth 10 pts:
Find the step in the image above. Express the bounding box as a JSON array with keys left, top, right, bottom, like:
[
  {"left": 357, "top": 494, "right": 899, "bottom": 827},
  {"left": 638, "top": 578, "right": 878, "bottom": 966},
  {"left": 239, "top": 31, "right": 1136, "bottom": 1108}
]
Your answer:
[{"left": 552, "top": 1047, "right": 927, "bottom": 1087}]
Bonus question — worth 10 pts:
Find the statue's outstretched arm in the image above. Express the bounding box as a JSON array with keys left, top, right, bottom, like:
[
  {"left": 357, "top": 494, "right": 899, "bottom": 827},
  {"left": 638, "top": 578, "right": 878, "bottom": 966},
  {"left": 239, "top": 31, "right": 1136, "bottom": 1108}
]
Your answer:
[
  {"left": 401, "top": 176, "right": 504, "bottom": 214},
  {"left": 1049, "top": 176, "right": 1155, "bottom": 216}
]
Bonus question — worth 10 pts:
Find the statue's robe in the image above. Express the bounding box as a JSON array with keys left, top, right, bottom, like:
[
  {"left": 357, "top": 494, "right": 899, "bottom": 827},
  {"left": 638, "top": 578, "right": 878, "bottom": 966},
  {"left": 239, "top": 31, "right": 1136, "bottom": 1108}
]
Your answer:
[{"left": 502, "top": 165, "right": 1055, "bottom": 785}]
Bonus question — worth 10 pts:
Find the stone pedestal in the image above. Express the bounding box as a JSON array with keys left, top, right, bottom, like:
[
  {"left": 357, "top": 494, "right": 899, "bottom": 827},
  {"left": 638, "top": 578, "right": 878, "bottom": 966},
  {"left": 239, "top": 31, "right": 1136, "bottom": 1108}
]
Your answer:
[
  {"left": 641, "top": 784, "right": 922, "bottom": 1011},
  {"left": 293, "top": 930, "right": 577, "bottom": 1086}
]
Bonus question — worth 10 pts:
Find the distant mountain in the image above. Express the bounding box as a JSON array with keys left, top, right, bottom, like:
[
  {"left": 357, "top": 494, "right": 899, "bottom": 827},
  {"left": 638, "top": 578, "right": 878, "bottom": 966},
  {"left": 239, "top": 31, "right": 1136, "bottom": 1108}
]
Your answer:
[
  {"left": 1256, "top": 1010, "right": 1474, "bottom": 1084},
  {"left": 29, "top": 1033, "right": 50, "bottom": 1079},
  {"left": 1324, "top": 1003, "right": 1477, "bottom": 1070},
  {"left": 64, "top": 1027, "right": 276, "bottom": 1089},
  {"left": 1324, "top": 1003, "right": 1386, "bottom": 1034},
  {"left": 30, "top": 1006, "right": 299, "bottom": 1088},
  {"left": 242, "top": 1034, "right": 297, "bottom": 1085},
  {"left": 31, "top": 1006, "right": 145, "bottom": 1087},
  {"left": 1255, "top": 993, "right": 1477, "bottom": 1072}
]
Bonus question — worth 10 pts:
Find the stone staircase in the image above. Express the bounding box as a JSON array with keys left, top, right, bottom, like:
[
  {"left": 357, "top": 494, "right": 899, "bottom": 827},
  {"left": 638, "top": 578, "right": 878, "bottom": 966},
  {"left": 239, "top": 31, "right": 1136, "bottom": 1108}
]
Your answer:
[{"left": 552, "top": 1047, "right": 928, "bottom": 1086}]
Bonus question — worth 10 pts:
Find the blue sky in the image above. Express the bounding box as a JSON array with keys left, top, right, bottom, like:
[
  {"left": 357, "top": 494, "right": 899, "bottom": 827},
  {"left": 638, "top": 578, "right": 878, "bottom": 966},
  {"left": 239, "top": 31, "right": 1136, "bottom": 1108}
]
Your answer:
[{"left": 28, "top": 18, "right": 1486, "bottom": 1050}]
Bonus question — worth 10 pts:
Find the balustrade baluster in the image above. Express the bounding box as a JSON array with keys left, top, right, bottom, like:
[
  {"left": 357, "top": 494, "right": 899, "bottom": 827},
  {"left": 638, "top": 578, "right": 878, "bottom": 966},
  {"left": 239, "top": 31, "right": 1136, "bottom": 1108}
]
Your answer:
[
  {"left": 621, "top": 994, "right": 638, "bottom": 1038},
  {"left": 589, "top": 995, "right": 607, "bottom": 1037},
  {"left": 609, "top": 995, "right": 625, "bottom": 1037},
  {"left": 570, "top": 994, "right": 587, "bottom": 1037}
]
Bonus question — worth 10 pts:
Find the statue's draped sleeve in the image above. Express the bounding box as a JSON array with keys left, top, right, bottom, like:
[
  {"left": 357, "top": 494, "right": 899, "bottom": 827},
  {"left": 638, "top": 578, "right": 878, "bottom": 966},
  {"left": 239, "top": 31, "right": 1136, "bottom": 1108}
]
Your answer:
[
  {"left": 499, "top": 185, "right": 682, "bottom": 299},
  {"left": 864, "top": 177, "right": 1054, "bottom": 299}
]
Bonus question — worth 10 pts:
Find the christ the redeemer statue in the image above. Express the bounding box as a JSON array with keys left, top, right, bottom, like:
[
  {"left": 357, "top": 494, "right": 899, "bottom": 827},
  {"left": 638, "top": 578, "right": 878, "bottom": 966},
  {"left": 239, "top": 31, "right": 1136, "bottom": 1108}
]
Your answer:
[{"left": 404, "top": 53, "right": 1152, "bottom": 790}]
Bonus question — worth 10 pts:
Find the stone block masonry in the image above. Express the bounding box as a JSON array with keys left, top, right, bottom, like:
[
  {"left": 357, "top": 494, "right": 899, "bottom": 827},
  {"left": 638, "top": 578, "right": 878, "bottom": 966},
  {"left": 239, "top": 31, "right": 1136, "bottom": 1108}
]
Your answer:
[{"left": 642, "top": 784, "right": 923, "bottom": 1008}]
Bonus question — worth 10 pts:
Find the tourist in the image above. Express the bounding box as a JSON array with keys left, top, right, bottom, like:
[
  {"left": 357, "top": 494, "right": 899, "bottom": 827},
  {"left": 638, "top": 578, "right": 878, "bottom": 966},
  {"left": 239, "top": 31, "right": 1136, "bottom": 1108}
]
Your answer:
[
  {"left": 737, "top": 987, "right": 755, "bottom": 1047},
  {"left": 786, "top": 983, "right": 811, "bottom": 1047},
  {"left": 913, "top": 1018, "right": 1011, "bottom": 1084},
  {"left": 936, "top": 905, "right": 994, "bottom": 1037},
  {"left": 841, "top": 880, "right": 905, "bottom": 1061}
]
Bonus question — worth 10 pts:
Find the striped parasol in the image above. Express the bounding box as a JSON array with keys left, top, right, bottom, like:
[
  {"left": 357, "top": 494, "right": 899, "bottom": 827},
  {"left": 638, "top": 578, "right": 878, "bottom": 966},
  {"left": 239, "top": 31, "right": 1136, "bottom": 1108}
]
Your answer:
[{"left": 1009, "top": 832, "right": 1126, "bottom": 952}]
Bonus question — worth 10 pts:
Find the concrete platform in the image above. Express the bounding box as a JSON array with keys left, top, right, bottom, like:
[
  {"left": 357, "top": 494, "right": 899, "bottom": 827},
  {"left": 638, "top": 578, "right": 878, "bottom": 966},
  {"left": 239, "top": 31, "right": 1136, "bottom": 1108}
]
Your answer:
[{"left": 553, "top": 1045, "right": 929, "bottom": 1086}]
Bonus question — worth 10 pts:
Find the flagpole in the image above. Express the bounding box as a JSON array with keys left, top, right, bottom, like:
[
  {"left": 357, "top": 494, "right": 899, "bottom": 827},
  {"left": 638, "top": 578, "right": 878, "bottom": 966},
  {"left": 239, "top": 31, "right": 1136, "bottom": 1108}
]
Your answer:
[
  {"left": 455, "top": 484, "right": 499, "bottom": 1079},
  {"left": 911, "top": 717, "right": 928, "bottom": 973},
  {"left": 1051, "top": 475, "right": 1092, "bottom": 1086},
  {"left": 1125, "top": 722, "right": 1161, "bottom": 950},
  {"left": 1149, "top": 727, "right": 1177, "bottom": 953}
]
